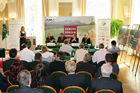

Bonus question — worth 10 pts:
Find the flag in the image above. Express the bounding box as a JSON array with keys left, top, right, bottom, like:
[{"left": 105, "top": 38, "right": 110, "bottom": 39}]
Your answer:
[{"left": 2, "top": 18, "right": 7, "bottom": 40}]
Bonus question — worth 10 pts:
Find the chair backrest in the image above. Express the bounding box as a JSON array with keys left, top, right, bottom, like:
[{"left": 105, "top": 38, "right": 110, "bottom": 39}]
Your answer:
[
  {"left": 4, "top": 70, "right": 10, "bottom": 76},
  {"left": 110, "top": 72, "right": 118, "bottom": 80},
  {"left": 50, "top": 71, "right": 67, "bottom": 86},
  {"left": 62, "top": 86, "right": 86, "bottom": 93},
  {"left": 76, "top": 71, "right": 93, "bottom": 85},
  {"left": 38, "top": 86, "right": 57, "bottom": 93},
  {"left": 95, "top": 89, "right": 116, "bottom": 93},
  {"left": 29, "top": 70, "right": 34, "bottom": 76},
  {"left": 6, "top": 85, "right": 19, "bottom": 93}
]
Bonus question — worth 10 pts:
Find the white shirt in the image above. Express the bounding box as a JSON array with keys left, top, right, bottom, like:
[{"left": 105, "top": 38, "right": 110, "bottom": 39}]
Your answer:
[
  {"left": 18, "top": 48, "right": 35, "bottom": 62},
  {"left": 42, "top": 52, "right": 54, "bottom": 62},
  {"left": 59, "top": 44, "right": 73, "bottom": 55},
  {"left": 92, "top": 49, "right": 108, "bottom": 64},
  {"left": 74, "top": 49, "right": 88, "bottom": 63}
]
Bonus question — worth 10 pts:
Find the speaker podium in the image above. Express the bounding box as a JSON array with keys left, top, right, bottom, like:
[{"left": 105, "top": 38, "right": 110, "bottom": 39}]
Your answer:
[{"left": 26, "top": 36, "right": 36, "bottom": 51}]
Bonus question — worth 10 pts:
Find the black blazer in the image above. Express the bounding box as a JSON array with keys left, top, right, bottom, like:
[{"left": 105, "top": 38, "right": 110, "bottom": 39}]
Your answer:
[
  {"left": 0, "top": 73, "right": 9, "bottom": 92},
  {"left": 59, "top": 74, "right": 88, "bottom": 90},
  {"left": 11, "top": 86, "right": 42, "bottom": 93},
  {"left": 82, "top": 37, "right": 91, "bottom": 44},
  {"left": 88, "top": 77, "right": 123, "bottom": 93},
  {"left": 57, "top": 36, "right": 66, "bottom": 43},
  {"left": 76, "top": 62, "right": 97, "bottom": 77},
  {"left": 70, "top": 37, "right": 79, "bottom": 43},
  {"left": 49, "top": 61, "right": 66, "bottom": 74},
  {"left": 46, "top": 36, "right": 55, "bottom": 43},
  {"left": 28, "top": 61, "right": 41, "bottom": 71},
  {"left": 3, "top": 58, "right": 19, "bottom": 72}
]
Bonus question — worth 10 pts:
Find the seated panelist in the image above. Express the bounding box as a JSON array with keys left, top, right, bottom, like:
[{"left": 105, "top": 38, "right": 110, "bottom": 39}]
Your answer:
[
  {"left": 57, "top": 33, "right": 67, "bottom": 43},
  {"left": 82, "top": 34, "right": 91, "bottom": 45},
  {"left": 46, "top": 33, "right": 55, "bottom": 43},
  {"left": 70, "top": 34, "right": 79, "bottom": 43}
]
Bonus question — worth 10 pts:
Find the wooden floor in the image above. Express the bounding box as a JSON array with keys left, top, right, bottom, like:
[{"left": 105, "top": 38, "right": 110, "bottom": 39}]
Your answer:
[{"left": 118, "top": 51, "right": 140, "bottom": 93}]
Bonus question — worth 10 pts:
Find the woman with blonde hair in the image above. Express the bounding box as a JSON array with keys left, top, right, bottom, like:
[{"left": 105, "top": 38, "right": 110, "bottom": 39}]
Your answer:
[{"left": 41, "top": 46, "right": 54, "bottom": 62}]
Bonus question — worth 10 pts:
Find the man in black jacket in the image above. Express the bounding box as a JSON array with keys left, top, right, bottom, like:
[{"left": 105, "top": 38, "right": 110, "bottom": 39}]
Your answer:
[
  {"left": 57, "top": 33, "right": 66, "bottom": 43},
  {"left": 88, "top": 64, "right": 123, "bottom": 93},
  {"left": 49, "top": 52, "right": 66, "bottom": 74},
  {"left": 11, "top": 70, "right": 42, "bottom": 93},
  {"left": 59, "top": 60, "right": 88, "bottom": 91},
  {"left": 3, "top": 48, "right": 19, "bottom": 72}
]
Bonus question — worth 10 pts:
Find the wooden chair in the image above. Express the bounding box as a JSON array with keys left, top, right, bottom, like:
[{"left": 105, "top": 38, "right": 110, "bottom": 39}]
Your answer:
[
  {"left": 4, "top": 70, "right": 10, "bottom": 76},
  {"left": 62, "top": 86, "right": 86, "bottom": 93},
  {"left": 29, "top": 70, "right": 34, "bottom": 76},
  {"left": 38, "top": 86, "right": 57, "bottom": 93},
  {"left": 110, "top": 72, "right": 118, "bottom": 80},
  {"left": 76, "top": 71, "right": 93, "bottom": 85},
  {"left": 50, "top": 71, "right": 67, "bottom": 87},
  {"left": 95, "top": 89, "right": 116, "bottom": 93},
  {"left": 6, "top": 85, "right": 19, "bottom": 93}
]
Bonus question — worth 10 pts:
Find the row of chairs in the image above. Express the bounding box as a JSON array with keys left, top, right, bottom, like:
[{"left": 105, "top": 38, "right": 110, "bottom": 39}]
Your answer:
[{"left": 6, "top": 85, "right": 116, "bottom": 93}]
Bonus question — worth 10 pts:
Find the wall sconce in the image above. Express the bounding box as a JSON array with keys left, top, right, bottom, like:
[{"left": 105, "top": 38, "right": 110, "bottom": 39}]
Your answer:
[{"left": 9, "top": 13, "right": 16, "bottom": 19}]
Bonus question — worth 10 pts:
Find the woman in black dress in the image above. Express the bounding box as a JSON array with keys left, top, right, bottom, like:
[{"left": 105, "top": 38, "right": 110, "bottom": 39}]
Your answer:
[{"left": 20, "top": 26, "right": 26, "bottom": 50}]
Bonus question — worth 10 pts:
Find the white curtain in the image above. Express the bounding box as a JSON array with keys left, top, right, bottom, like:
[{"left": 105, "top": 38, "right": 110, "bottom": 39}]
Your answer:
[
  {"left": 86, "top": 0, "right": 111, "bottom": 19},
  {"left": 131, "top": 0, "right": 140, "bottom": 25},
  {"left": 24, "top": 0, "right": 43, "bottom": 45}
]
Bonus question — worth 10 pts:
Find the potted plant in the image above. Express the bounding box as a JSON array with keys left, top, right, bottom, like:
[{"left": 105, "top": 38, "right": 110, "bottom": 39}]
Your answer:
[{"left": 111, "top": 19, "right": 123, "bottom": 38}]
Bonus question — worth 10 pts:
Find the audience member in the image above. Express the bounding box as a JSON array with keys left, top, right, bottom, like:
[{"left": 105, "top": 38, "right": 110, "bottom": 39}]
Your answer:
[
  {"left": 0, "top": 71, "right": 9, "bottom": 92},
  {"left": 89, "top": 64, "right": 123, "bottom": 93},
  {"left": 31, "top": 63, "right": 54, "bottom": 88},
  {"left": 108, "top": 40, "right": 120, "bottom": 55},
  {"left": 7, "top": 62, "right": 22, "bottom": 85},
  {"left": 76, "top": 53, "right": 97, "bottom": 77},
  {"left": 57, "top": 33, "right": 66, "bottom": 43},
  {"left": 11, "top": 70, "right": 42, "bottom": 93},
  {"left": 82, "top": 34, "right": 91, "bottom": 45},
  {"left": 49, "top": 52, "right": 66, "bottom": 74},
  {"left": 41, "top": 46, "right": 54, "bottom": 63},
  {"left": 95, "top": 53, "right": 119, "bottom": 78},
  {"left": 45, "top": 33, "right": 55, "bottom": 43},
  {"left": 18, "top": 43, "right": 35, "bottom": 62},
  {"left": 92, "top": 43, "right": 108, "bottom": 64},
  {"left": 59, "top": 40, "right": 73, "bottom": 55},
  {"left": 59, "top": 61, "right": 88, "bottom": 90},
  {"left": 3, "top": 48, "right": 19, "bottom": 72},
  {"left": 70, "top": 33, "right": 79, "bottom": 43},
  {"left": 112, "top": 52, "right": 119, "bottom": 64},
  {"left": 28, "top": 52, "right": 42, "bottom": 71},
  {"left": 74, "top": 43, "right": 88, "bottom": 63}
]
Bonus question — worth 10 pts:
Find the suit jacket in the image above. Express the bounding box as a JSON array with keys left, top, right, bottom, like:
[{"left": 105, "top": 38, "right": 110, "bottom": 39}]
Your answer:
[
  {"left": 28, "top": 61, "right": 41, "bottom": 71},
  {"left": 59, "top": 74, "right": 88, "bottom": 90},
  {"left": 0, "top": 73, "right": 9, "bottom": 92},
  {"left": 88, "top": 77, "right": 123, "bottom": 93},
  {"left": 3, "top": 58, "right": 19, "bottom": 72},
  {"left": 76, "top": 62, "right": 97, "bottom": 77},
  {"left": 10, "top": 86, "right": 42, "bottom": 93},
  {"left": 82, "top": 37, "right": 91, "bottom": 44},
  {"left": 57, "top": 36, "right": 66, "bottom": 43},
  {"left": 46, "top": 36, "right": 55, "bottom": 43},
  {"left": 49, "top": 61, "right": 66, "bottom": 74},
  {"left": 70, "top": 37, "right": 79, "bottom": 43}
]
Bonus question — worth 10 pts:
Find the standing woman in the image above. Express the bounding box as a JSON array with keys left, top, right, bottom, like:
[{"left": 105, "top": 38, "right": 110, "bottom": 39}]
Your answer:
[{"left": 20, "top": 26, "right": 26, "bottom": 50}]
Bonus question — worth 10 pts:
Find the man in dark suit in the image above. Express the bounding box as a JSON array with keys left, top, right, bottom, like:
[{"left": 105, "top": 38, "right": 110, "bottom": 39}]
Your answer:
[
  {"left": 28, "top": 52, "right": 42, "bottom": 71},
  {"left": 88, "top": 64, "right": 123, "bottom": 93},
  {"left": 57, "top": 33, "right": 67, "bottom": 43},
  {"left": 59, "top": 61, "right": 88, "bottom": 90},
  {"left": 70, "top": 33, "right": 79, "bottom": 43},
  {"left": 45, "top": 33, "right": 55, "bottom": 43},
  {"left": 49, "top": 52, "right": 66, "bottom": 74},
  {"left": 11, "top": 70, "right": 42, "bottom": 93},
  {"left": 76, "top": 53, "right": 97, "bottom": 77},
  {"left": 3, "top": 48, "right": 19, "bottom": 72}
]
